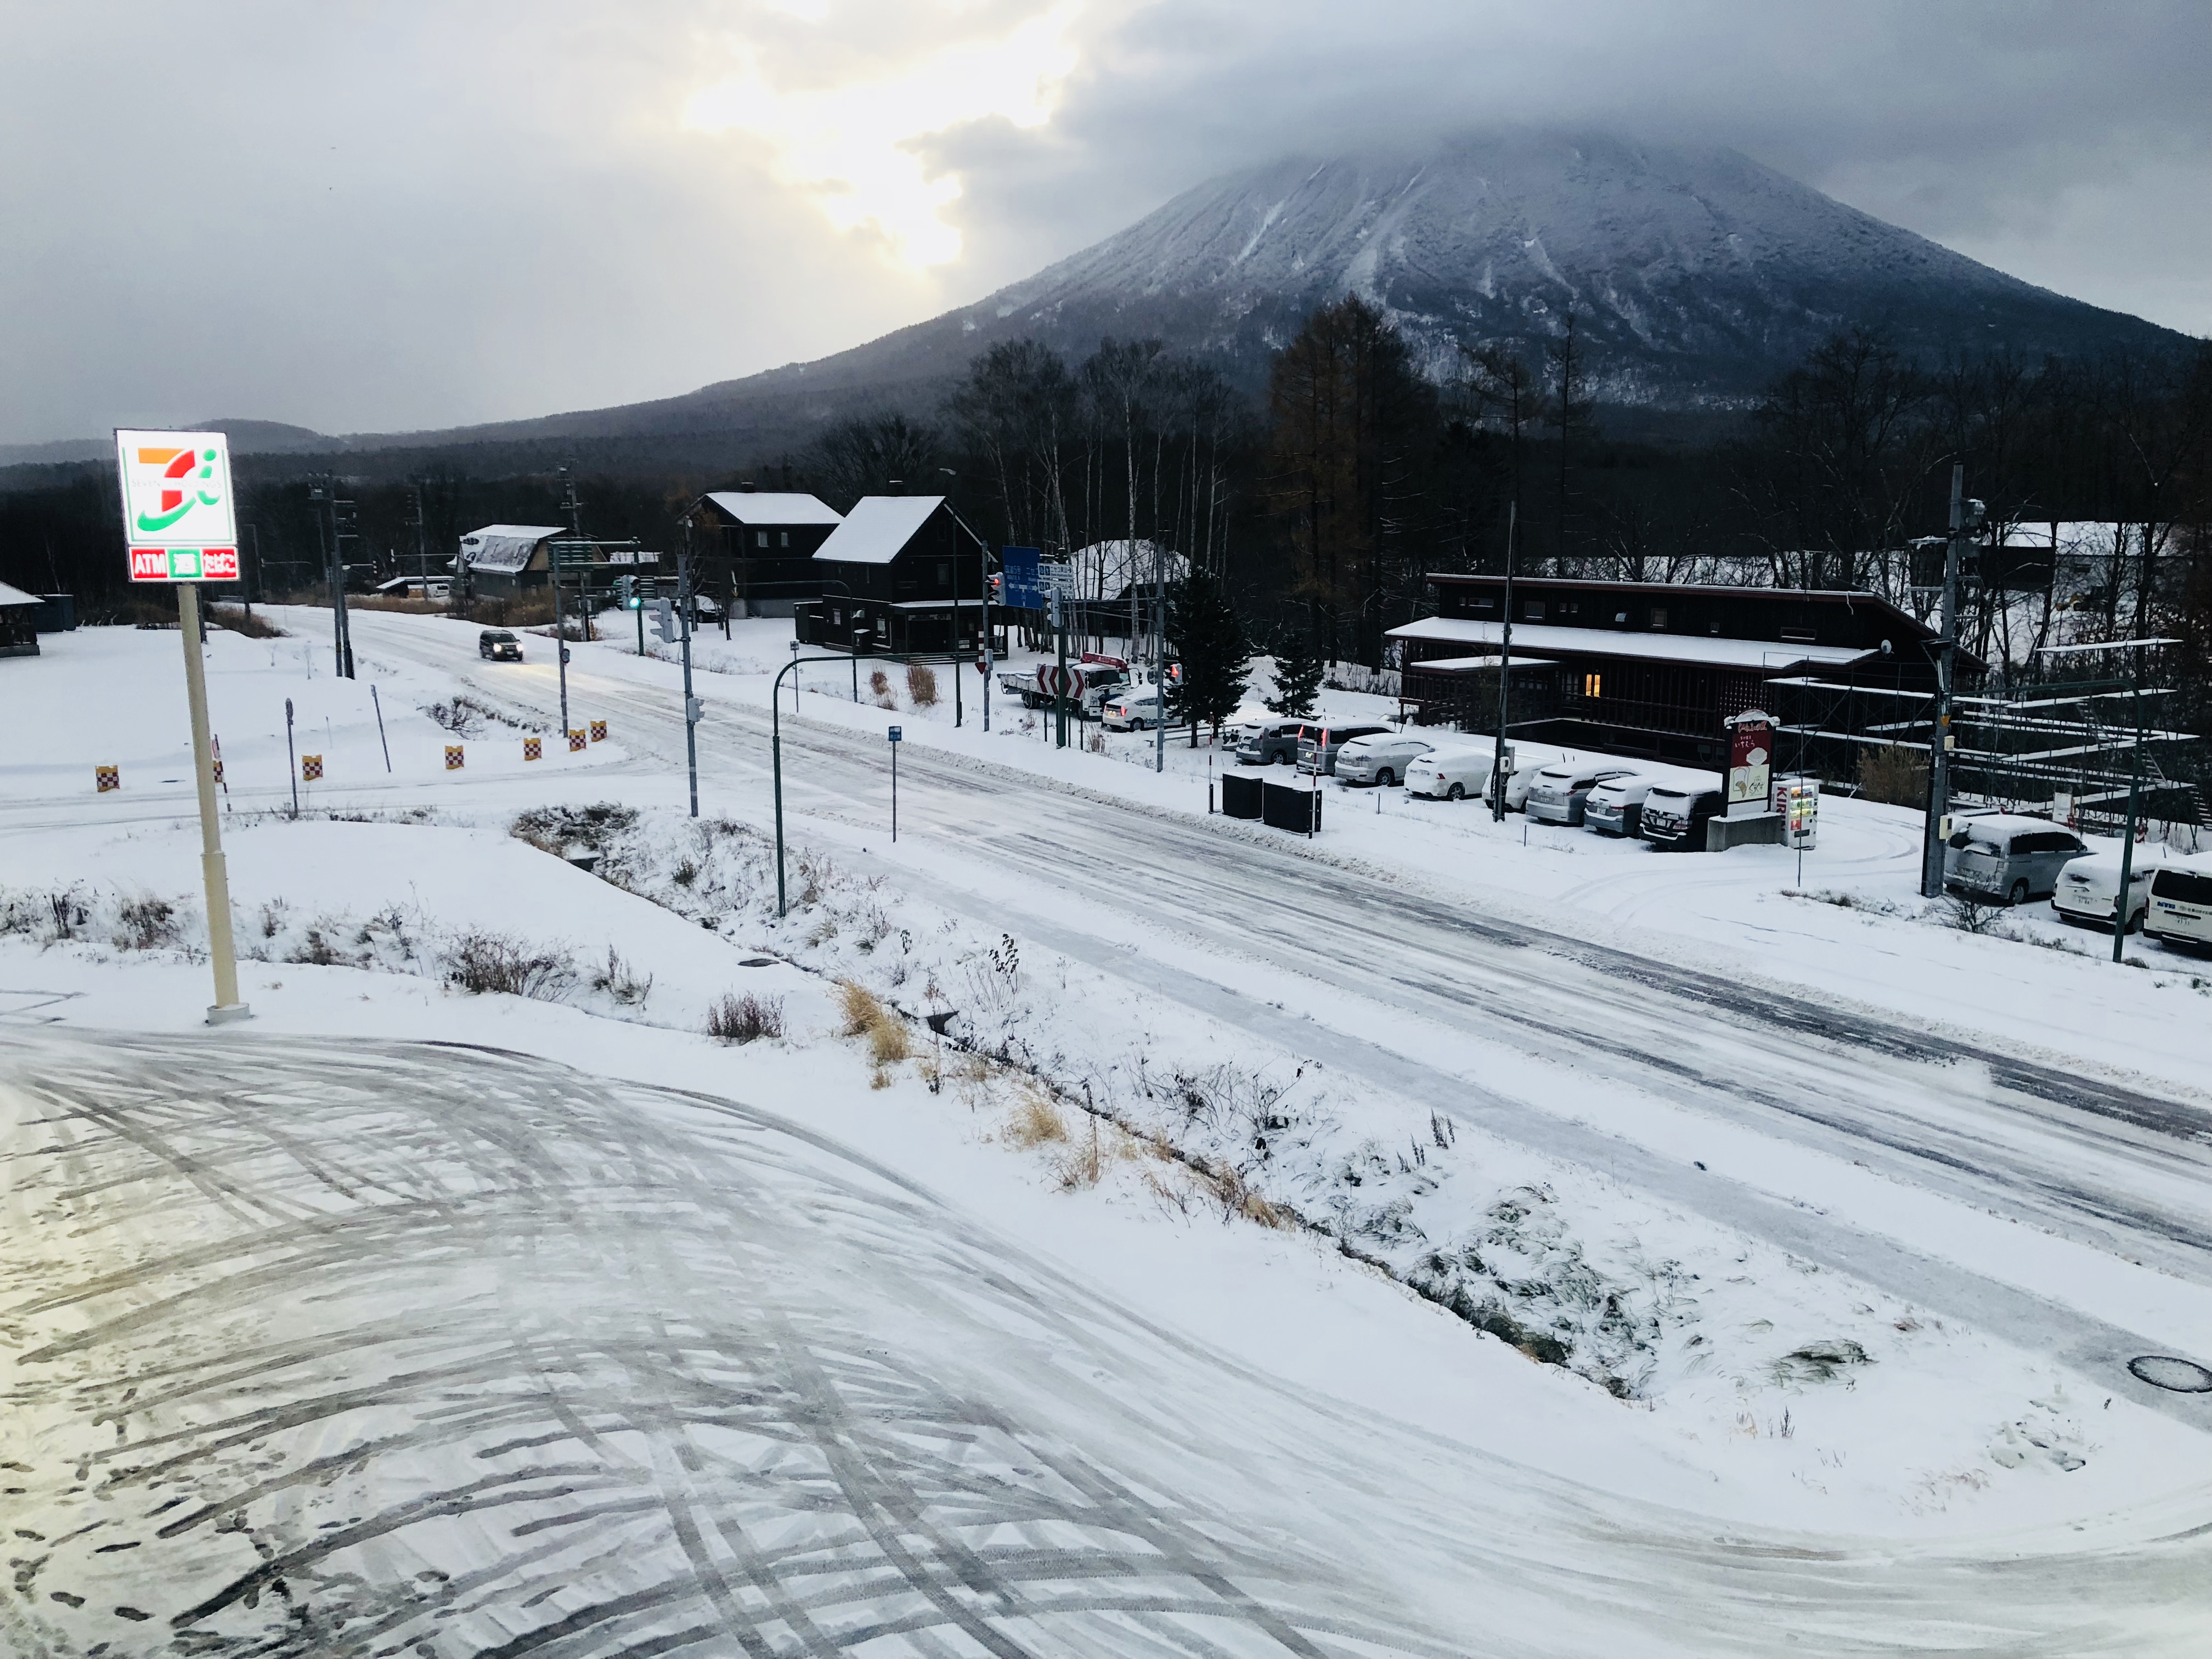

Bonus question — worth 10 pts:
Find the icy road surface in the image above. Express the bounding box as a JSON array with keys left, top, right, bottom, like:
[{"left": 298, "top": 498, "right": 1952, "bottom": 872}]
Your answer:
[
  {"left": 303, "top": 612, "right": 2212, "bottom": 1417},
  {"left": 7, "top": 1030, "right": 2209, "bottom": 1658}
]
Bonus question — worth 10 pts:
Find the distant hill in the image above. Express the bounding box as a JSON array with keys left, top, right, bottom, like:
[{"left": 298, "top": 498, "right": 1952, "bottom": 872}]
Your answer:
[
  {"left": 0, "top": 419, "right": 337, "bottom": 471},
  {"left": 10, "top": 133, "right": 2194, "bottom": 478}
]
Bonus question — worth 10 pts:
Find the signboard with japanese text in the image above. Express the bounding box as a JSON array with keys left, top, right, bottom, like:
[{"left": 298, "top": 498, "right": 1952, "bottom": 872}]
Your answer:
[
  {"left": 116, "top": 430, "right": 239, "bottom": 581},
  {"left": 1725, "top": 709, "right": 1774, "bottom": 817}
]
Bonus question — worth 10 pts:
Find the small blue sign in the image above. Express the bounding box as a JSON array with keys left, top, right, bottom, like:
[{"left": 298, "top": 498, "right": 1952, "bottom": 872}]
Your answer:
[
  {"left": 888, "top": 726, "right": 903, "bottom": 742},
  {"left": 1001, "top": 545, "right": 1042, "bottom": 610}
]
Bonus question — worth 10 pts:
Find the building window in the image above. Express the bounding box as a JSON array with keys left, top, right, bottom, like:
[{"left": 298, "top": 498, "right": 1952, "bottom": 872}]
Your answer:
[
  {"left": 1526, "top": 600, "right": 1545, "bottom": 621},
  {"left": 1474, "top": 597, "right": 1496, "bottom": 613},
  {"left": 755, "top": 531, "right": 768, "bottom": 548},
  {"left": 1650, "top": 607, "right": 1668, "bottom": 630},
  {"left": 1780, "top": 627, "right": 1816, "bottom": 644},
  {"left": 780, "top": 531, "right": 790, "bottom": 548},
  {"left": 1583, "top": 672, "right": 1602, "bottom": 698},
  {"left": 936, "top": 561, "right": 951, "bottom": 588}
]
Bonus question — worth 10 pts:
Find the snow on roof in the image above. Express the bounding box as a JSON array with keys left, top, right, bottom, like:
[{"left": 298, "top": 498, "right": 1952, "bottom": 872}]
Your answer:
[
  {"left": 812, "top": 495, "right": 944, "bottom": 566},
  {"left": 0, "top": 580, "right": 41, "bottom": 607},
  {"left": 703, "top": 492, "right": 843, "bottom": 526},
  {"left": 457, "top": 524, "right": 563, "bottom": 575},
  {"left": 1406, "top": 652, "right": 1553, "bottom": 671},
  {"left": 1387, "top": 616, "right": 1876, "bottom": 670}
]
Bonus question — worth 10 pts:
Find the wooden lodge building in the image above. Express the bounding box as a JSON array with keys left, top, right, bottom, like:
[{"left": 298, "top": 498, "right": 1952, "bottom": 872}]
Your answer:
[
  {"left": 455, "top": 524, "right": 565, "bottom": 598},
  {"left": 684, "top": 487, "right": 844, "bottom": 618},
  {"left": 793, "top": 495, "right": 991, "bottom": 658},
  {"left": 1389, "top": 574, "right": 1954, "bottom": 766}
]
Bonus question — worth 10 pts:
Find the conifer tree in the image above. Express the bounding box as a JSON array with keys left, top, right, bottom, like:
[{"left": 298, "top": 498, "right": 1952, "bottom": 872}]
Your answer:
[
  {"left": 1167, "top": 568, "right": 1251, "bottom": 744},
  {"left": 1265, "top": 629, "right": 1324, "bottom": 719}
]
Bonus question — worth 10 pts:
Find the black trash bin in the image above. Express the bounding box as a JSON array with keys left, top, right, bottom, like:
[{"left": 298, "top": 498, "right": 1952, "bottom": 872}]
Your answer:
[
  {"left": 1262, "top": 780, "right": 1322, "bottom": 834},
  {"left": 1221, "top": 772, "right": 1263, "bottom": 820}
]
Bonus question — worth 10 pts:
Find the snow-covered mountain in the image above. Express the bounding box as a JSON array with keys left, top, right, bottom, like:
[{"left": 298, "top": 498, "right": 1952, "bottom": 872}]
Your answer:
[{"left": 336, "top": 133, "right": 2196, "bottom": 454}]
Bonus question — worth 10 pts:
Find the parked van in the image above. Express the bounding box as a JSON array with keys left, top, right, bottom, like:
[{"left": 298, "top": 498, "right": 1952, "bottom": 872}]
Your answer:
[
  {"left": 2052, "top": 845, "right": 2171, "bottom": 933},
  {"left": 1944, "top": 815, "right": 2088, "bottom": 905},
  {"left": 1583, "top": 775, "right": 1660, "bottom": 838},
  {"left": 1639, "top": 785, "right": 1723, "bottom": 850},
  {"left": 2146, "top": 855, "right": 2212, "bottom": 949},
  {"left": 1524, "top": 763, "right": 1637, "bottom": 826},
  {"left": 1296, "top": 722, "right": 1392, "bottom": 776},
  {"left": 1232, "top": 716, "right": 1314, "bottom": 766}
]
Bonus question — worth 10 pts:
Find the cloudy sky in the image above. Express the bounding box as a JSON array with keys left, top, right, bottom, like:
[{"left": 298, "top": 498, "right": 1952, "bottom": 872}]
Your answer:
[{"left": 3, "top": 0, "right": 2205, "bottom": 445}]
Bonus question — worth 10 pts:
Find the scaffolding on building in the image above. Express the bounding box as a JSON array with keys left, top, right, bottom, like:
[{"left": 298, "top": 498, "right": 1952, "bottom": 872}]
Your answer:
[{"left": 1771, "top": 652, "right": 2204, "bottom": 834}]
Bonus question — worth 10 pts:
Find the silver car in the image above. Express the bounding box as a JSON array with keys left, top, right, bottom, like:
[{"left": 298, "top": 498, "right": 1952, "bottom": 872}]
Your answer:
[
  {"left": 1296, "top": 722, "right": 1392, "bottom": 776},
  {"left": 1944, "top": 815, "right": 2087, "bottom": 905},
  {"left": 1333, "top": 732, "right": 1436, "bottom": 787},
  {"left": 1524, "top": 763, "right": 1636, "bottom": 826},
  {"left": 1583, "top": 775, "right": 1658, "bottom": 837}
]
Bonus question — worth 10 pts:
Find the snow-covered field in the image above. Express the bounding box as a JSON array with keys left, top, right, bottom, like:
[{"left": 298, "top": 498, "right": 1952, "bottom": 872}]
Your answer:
[{"left": 4, "top": 613, "right": 2210, "bottom": 1655}]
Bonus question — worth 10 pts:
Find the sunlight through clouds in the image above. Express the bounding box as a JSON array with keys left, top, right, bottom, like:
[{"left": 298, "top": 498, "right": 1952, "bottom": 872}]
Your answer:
[{"left": 686, "top": 5, "right": 1085, "bottom": 270}]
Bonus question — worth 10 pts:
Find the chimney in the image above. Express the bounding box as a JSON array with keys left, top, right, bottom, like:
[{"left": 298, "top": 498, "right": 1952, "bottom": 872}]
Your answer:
[{"left": 739, "top": 480, "right": 757, "bottom": 493}]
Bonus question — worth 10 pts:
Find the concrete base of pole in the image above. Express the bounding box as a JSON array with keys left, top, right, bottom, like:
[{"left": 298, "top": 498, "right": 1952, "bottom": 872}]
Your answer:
[{"left": 206, "top": 1003, "right": 254, "bottom": 1025}]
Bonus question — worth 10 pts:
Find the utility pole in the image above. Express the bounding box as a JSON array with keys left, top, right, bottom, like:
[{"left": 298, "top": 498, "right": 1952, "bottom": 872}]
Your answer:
[
  {"left": 175, "top": 583, "right": 250, "bottom": 1024},
  {"left": 1921, "top": 466, "right": 1982, "bottom": 898},
  {"left": 554, "top": 468, "right": 584, "bottom": 740},
  {"left": 680, "top": 521, "right": 701, "bottom": 817},
  {"left": 1154, "top": 537, "right": 1167, "bottom": 773},
  {"left": 1492, "top": 501, "right": 1516, "bottom": 822},
  {"left": 2113, "top": 671, "right": 2145, "bottom": 964},
  {"left": 406, "top": 479, "right": 428, "bottom": 590}
]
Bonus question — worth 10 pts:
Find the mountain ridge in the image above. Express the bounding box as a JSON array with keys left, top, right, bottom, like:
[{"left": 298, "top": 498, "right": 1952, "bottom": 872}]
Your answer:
[{"left": 8, "top": 132, "right": 2193, "bottom": 471}]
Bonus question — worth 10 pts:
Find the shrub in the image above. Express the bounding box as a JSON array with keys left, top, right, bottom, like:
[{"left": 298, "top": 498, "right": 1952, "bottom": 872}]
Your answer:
[
  {"left": 115, "top": 896, "right": 182, "bottom": 951},
  {"left": 1858, "top": 746, "right": 1927, "bottom": 808},
  {"left": 837, "top": 979, "right": 910, "bottom": 1065},
  {"left": 1946, "top": 893, "right": 2003, "bottom": 935},
  {"left": 208, "top": 605, "right": 286, "bottom": 638},
  {"left": 838, "top": 979, "right": 886, "bottom": 1036},
  {"left": 444, "top": 932, "right": 575, "bottom": 999},
  {"left": 708, "top": 991, "right": 785, "bottom": 1043},
  {"left": 1003, "top": 1086, "right": 1068, "bottom": 1148},
  {"left": 906, "top": 662, "right": 939, "bottom": 707},
  {"left": 870, "top": 668, "right": 892, "bottom": 700},
  {"left": 591, "top": 945, "right": 653, "bottom": 1007}
]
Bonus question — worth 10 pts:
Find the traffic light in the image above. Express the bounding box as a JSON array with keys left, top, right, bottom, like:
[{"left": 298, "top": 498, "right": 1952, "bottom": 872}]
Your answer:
[
  {"left": 614, "top": 574, "right": 636, "bottom": 608},
  {"left": 650, "top": 596, "right": 678, "bottom": 644}
]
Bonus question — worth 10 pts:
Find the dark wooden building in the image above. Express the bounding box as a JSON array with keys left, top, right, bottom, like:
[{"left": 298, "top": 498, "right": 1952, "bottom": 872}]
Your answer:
[
  {"left": 456, "top": 524, "right": 565, "bottom": 598},
  {"left": 0, "top": 580, "right": 42, "bottom": 658},
  {"left": 684, "top": 488, "right": 844, "bottom": 617},
  {"left": 793, "top": 495, "right": 990, "bottom": 657},
  {"left": 1389, "top": 575, "right": 1949, "bottom": 765}
]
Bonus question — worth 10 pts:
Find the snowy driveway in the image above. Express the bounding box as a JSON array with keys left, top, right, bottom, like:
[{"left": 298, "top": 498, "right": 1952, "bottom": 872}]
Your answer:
[{"left": 7, "top": 1030, "right": 2210, "bottom": 1657}]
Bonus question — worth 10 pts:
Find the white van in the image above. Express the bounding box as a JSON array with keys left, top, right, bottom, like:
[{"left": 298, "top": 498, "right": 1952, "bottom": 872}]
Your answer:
[
  {"left": 2052, "top": 846, "right": 2171, "bottom": 933},
  {"left": 2145, "top": 855, "right": 2212, "bottom": 950}
]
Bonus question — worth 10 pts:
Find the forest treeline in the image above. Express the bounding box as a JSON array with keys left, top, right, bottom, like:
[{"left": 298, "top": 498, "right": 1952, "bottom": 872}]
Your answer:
[{"left": 6, "top": 300, "right": 2207, "bottom": 693}]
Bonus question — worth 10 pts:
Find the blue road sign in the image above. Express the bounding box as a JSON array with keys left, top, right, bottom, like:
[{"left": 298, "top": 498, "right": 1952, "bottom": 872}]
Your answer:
[
  {"left": 888, "top": 726, "right": 904, "bottom": 742},
  {"left": 1001, "top": 545, "right": 1041, "bottom": 610}
]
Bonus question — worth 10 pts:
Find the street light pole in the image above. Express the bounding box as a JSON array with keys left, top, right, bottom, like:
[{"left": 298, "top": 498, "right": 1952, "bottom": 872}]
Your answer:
[
  {"left": 680, "top": 522, "right": 699, "bottom": 819},
  {"left": 773, "top": 653, "right": 883, "bottom": 917},
  {"left": 1493, "top": 501, "right": 1516, "bottom": 822}
]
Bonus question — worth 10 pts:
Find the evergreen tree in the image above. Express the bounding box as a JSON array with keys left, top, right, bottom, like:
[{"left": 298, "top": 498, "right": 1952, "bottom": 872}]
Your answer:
[
  {"left": 1266, "top": 629, "right": 1324, "bottom": 719},
  {"left": 1167, "top": 568, "right": 1251, "bottom": 744}
]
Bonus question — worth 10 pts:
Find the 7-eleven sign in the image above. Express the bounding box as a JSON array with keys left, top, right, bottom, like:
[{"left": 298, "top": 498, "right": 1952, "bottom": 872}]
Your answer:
[{"left": 115, "top": 429, "right": 239, "bottom": 582}]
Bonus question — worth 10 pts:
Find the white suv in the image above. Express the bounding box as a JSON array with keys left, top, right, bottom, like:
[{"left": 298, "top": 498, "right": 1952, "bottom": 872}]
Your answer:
[{"left": 1333, "top": 732, "right": 1435, "bottom": 787}]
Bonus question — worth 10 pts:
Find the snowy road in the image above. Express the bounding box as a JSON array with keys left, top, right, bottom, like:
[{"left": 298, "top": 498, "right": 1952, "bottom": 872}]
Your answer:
[
  {"left": 6, "top": 1030, "right": 2209, "bottom": 1657},
  {"left": 311, "top": 615, "right": 2212, "bottom": 1423}
]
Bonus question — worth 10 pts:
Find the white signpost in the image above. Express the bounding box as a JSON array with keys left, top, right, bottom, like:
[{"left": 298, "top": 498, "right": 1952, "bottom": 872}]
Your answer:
[{"left": 115, "top": 429, "right": 251, "bottom": 1024}]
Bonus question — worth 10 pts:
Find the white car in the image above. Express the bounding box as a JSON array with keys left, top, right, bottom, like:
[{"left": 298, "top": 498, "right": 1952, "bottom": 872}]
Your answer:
[
  {"left": 1102, "top": 687, "right": 1167, "bottom": 730},
  {"left": 1583, "top": 776, "right": 1660, "bottom": 837},
  {"left": 2053, "top": 846, "right": 2170, "bottom": 933},
  {"left": 1332, "top": 732, "right": 1435, "bottom": 787},
  {"left": 1407, "top": 747, "right": 1500, "bottom": 802}
]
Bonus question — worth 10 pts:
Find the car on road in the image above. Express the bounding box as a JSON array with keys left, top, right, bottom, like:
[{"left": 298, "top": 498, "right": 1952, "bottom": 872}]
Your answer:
[
  {"left": 2052, "top": 845, "right": 2170, "bottom": 933},
  {"left": 1583, "top": 775, "right": 1660, "bottom": 838},
  {"left": 1524, "top": 763, "right": 1637, "bottom": 826},
  {"left": 1639, "top": 785, "right": 1723, "bottom": 850},
  {"left": 1332, "top": 732, "right": 1437, "bottom": 787},
  {"left": 2146, "top": 855, "right": 2212, "bottom": 949},
  {"left": 478, "top": 629, "right": 524, "bottom": 662},
  {"left": 1944, "top": 815, "right": 2087, "bottom": 905},
  {"left": 1231, "top": 716, "right": 1314, "bottom": 766},
  {"left": 1407, "top": 748, "right": 1500, "bottom": 802},
  {"left": 1296, "top": 721, "right": 1394, "bottom": 776}
]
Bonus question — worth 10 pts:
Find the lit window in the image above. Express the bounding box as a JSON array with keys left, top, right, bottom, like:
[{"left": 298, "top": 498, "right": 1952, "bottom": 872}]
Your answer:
[{"left": 1583, "top": 673, "right": 1603, "bottom": 698}]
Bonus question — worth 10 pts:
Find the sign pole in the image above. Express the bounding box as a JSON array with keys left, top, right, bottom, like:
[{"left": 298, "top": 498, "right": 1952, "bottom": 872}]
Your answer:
[{"left": 176, "top": 583, "right": 250, "bottom": 1024}]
